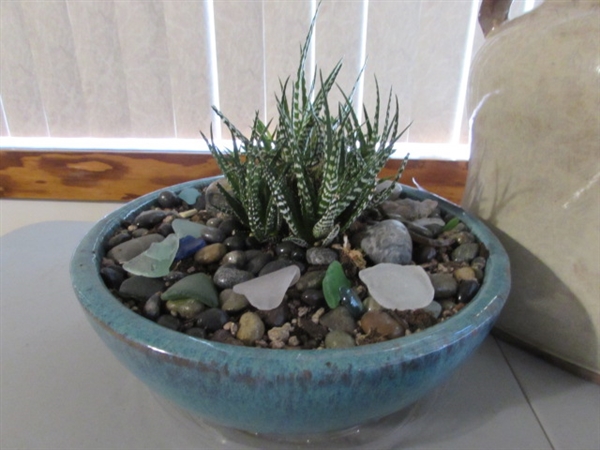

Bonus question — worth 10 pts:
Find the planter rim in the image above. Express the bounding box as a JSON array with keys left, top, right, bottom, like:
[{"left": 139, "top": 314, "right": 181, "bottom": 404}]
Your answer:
[{"left": 71, "top": 176, "right": 510, "bottom": 366}]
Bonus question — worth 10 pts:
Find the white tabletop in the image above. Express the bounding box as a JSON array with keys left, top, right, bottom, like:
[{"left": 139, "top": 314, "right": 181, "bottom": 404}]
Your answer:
[{"left": 1, "top": 221, "right": 599, "bottom": 450}]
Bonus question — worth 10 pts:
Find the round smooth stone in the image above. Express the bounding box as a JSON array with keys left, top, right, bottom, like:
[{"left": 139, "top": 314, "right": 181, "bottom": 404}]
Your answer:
[
  {"left": 224, "top": 235, "right": 246, "bottom": 251},
  {"left": 453, "top": 266, "right": 477, "bottom": 282},
  {"left": 300, "top": 288, "right": 325, "bottom": 307},
  {"left": 246, "top": 253, "right": 274, "bottom": 275},
  {"left": 457, "top": 279, "right": 481, "bottom": 303},
  {"left": 219, "top": 289, "right": 250, "bottom": 313},
  {"left": 414, "top": 245, "right": 437, "bottom": 264},
  {"left": 218, "top": 218, "right": 240, "bottom": 236},
  {"left": 107, "top": 231, "right": 131, "bottom": 249},
  {"left": 275, "top": 241, "right": 298, "bottom": 258},
  {"left": 259, "top": 259, "right": 294, "bottom": 277},
  {"left": 260, "top": 302, "right": 291, "bottom": 328},
  {"left": 295, "top": 270, "right": 326, "bottom": 292},
  {"left": 185, "top": 327, "right": 207, "bottom": 340},
  {"left": 157, "top": 190, "right": 180, "bottom": 208},
  {"left": 206, "top": 217, "right": 222, "bottom": 228},
  {"left": 221, "top": 250, "right": 247, "bottom": 267},
  {"left": 359, "top": 310, "right": 405, "bottom": 339},
  {"left": 429, "top": 273, "right": 458, "bottom": 299},
  {"left": 451, "top": 243, "right": 479, "bottom": 263},
  {"left": 211, "top": 329, "right": 244, "bottom": 346},
  {"left": 133, "top": 210, "right": 166, "bottom": 228},
  {"left": 119, "top": 276, "right": 165, "bottom": 302},
  {"left": 107, "top": 234, "right": 164, "bottom": 264},
  {"left": 197, "top": 308, "right": 230, "bottom": 331},
  {"left": 213, "top": 266, "right": 254, "bottom": 290},
  {"left": 166, "top": 299, "right": 205, "bottom": 319},
  {"left": 362, "top": 296, "right": 383, "bottom": 312},
  {"left": 157, "top": 314, "right": 180, "bottom": 331},
  {"left": 319, "top": 307, "right": 357, "bottom": 334},
  {"left": 201, "top": 226, "right": 226, "bottom": 244},
  {"left": 471, "top": 256, "right": 487, "bottom": 271},
  {"left": 194, "top": 243, "right": 227, "bottom": 265},
  {"left": 306, "top": 247, "right": 338, "bottom": 266},
  {"left": 143, "top": 292, "right": 162, "bottom": 319},
  {"left": 236, "top": 312, "right": 265, "bottom": 345},
  {"left": 325, "top": 330, "right": 356, "bottom": 348},
  {"left": 360, "top": 220, "right": 412, "bottom": 265},
  {"left": 100, "top": 265, "right": 127, "bottom": 290}
]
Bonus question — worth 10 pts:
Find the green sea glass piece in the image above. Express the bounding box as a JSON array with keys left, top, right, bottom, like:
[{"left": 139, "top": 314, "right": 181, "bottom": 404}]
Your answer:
[
  {"left": 122, "top": 234, "right": 179, "bottom": 278},
  {"left": 172, "top": 219, "right": 208, "bottom": 239},
  {"left": 161, "top": 273, "right": 219, "bottom": 308},
  {"left": 322, "top": 261, "right": 352, "bottom": 309}
]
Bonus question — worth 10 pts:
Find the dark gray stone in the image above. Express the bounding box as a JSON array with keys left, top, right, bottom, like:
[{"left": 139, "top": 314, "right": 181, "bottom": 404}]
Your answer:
[
  {"left": 213, "top": 266, "right": 254, "bottom": 289},
  {"left": 306, "top": 247, "right": 338, "bottom": 266},
  {"left": 361, "top": 219, "right": 412, "bottom": 265}
]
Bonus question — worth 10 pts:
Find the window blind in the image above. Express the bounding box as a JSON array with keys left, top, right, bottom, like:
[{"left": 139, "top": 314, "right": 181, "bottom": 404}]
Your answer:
[{"left": 0, "top": 0, "right": 542, "bottom": 158}]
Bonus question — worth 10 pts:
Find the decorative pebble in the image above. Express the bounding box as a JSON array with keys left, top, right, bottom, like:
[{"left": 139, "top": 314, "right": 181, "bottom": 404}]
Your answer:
[
  {"left": 295, "top": 270, "right": 326, "bottom": 292},
  {"left": 319, "top": 307, "right": 357, "bottom": 334},
  {"left": 157, "top": 314, "right": 180, "bottom": 331},
  {"left": 457, "top": 279, "right": 480, "bottom": 303},
  {"left": 236, "top": 312, "right": 265, "bottom": 345},
  {"left": 260, "top": 302, "right": 291, "bottom": 327},
  {"left": 132, "top": 210, "right": 166, "bottom": 228},
  {"left": 275, "top": 241, "right": 298, "bottom": 258},
  {"left": 201, "top": 226, "right": 226, "bottom": 244},
  {"left": 414, "top": 245, "right": 437, "bottom": 264},
  {"left": 306, "top": 247, "right": 338, "bottom": 266},
  {"left": 107, "top": 231, "right": 131, "bottom": 249},
  {"left": 212, "top": 329, "right": 244, "bottom": 346},
  {"left": 197, "top": 308, "right": 230, "bottom": 331},
  {"left": 178, "top": 187, "right": 201, "bottom": 205},
  {"left": 259, "top": 259, "right": 294, "bottom": 277},
  {"left": 380, "top": 198, "right": 438, "bottom": 221},
  {"left": 161, "top": 273, "right": 219, "bottom": 308},
  {"left": 359, "top": 310, "right": 405, "bottom": 338},
  {"left": 452, "top": 243, "right": 479, "bottom": 263},
  {"left": 205, "top": 179, "right": 232, "bottom": 212},
  {"left": 157, "top": 190, "right": 180, "bottom": 208},
  {"left": 339, "top": 287, "right": 366, "bottom": 319},
  {"left": 300, "top": 288, "right": 325, "bottom": 307},
  {"left": 375, "top": 180, "right": 402, "bottom": 201},
  {"left": 175, "top": 236, "right": 206, "bottom": 261},
  {"left": 423, "top": 300, "right": 443, "bottom": 319},
  {"left": 233, "top": 266, "right": 300, "bottom": 310},
  {"left": 107, "top": 234, "right": 164, "bottom": 264},
  {"left": 166, "top": 298, "right": 205, "bottom": 319},
  {"left": 219, "top": 289, "right": 250, "bottom": 313},
  {"left": 362, "top": 296, "right": 383, "bottom": 312},
  {"left": 221, "top": 250, "right": 247, "bottom": 267},
  {"left": 429, "top": 273, "right": 458, "bottom": 299},
  {"left": 213, "top": 266, "right": 254, "bottom": 290},
  {"left": 156, "top": 222, "right": 174, "bottom": 237},
  {"left": 143, "top": 292, "right": 162, "bottom": 319},
  {"left": 123, "top": 234, "right": 179, "bottom": 278},
  {"left": 218, "top": 217, "right": 239, "bottom": 236},
  {"left": 246, "top": 252, "right": 274, "bottom": 275},
  {"left": 358, "top": 263, "right": 434, "bottom": 310},
  {"left": 194, "top": 243, "right": 227, "bottom": 265},
  {"left": 325, "top": 330, "right": 356, "bottom": 348},
  {"left": 119, "top": 276, "right": 164, "bottom": 301},
  {"left": 453, "top": 266, "right": 477, "bottom": 282},
  {"left": 224, "top": 235, "right": 246, "bottom": 251},
  {"left": 322, "top": 261, "right": 352, "bottom": 309},
  {"left": 361, "top": 220, "right": 412, "bottom": 265},
  {"left": 100, "top": 265, "right": 127, "bottom": 290},
  {"left": 186, "top": 327, "right": 207, "bottom": 340}
]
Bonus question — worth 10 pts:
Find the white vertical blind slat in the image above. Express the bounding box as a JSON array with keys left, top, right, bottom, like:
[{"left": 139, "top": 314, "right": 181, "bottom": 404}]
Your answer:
[
  {"left": 213, "top": 0, "right": 265, "bottom": 137},
  {"left": 66, "top": 1, "right": 131, "bottom": 137},
  {"left": 113, "top": 1, "right": 174, "bottom": 137},
  {"left": 1, "top": 1, "right": 48, "bottom": 137},
  {"left": 163, "top": 1, "right": 213, "bottom": 139}
]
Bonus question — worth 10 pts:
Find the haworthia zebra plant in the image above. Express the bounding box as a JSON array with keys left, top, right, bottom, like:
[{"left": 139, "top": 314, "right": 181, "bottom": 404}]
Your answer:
[{"left": 202, "top": 7, "right": 409, "bottom": 247}]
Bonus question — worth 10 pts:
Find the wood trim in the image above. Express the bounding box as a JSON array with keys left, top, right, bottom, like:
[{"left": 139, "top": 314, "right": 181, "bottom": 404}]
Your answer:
[{"left": 0, "top": 150, "right": 467, "bottom": 204}]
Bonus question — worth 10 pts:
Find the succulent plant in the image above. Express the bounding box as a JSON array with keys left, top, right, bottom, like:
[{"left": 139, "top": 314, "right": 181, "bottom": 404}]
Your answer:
[{"left": 202, "top": 8, "right": 409, "bottom": 247}]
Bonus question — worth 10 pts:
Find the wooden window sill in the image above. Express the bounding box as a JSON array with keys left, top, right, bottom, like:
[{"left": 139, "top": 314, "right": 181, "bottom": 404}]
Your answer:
[{"left": 0, "top": 150, "right": 467, "bottom": 204}]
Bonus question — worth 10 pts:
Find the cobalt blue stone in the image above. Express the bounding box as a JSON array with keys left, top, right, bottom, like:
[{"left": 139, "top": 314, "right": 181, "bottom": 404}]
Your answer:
[
  {"left": 174, "top": 236, "right": 206, "bottom": 261},
  {"left": 70, "top": 176, "right": 510, "bottom": 436}
]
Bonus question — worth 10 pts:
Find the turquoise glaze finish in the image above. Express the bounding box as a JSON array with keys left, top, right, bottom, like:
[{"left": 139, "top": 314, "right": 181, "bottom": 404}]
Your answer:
[{"left": 71, "top": 178, "right": 510, "bottom": 435}]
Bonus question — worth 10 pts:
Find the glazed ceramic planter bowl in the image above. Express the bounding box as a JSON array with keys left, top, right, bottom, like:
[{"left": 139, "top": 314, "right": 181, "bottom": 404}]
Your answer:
[{"left": 71, "top": 176, "right": 510, "bottom": 435}]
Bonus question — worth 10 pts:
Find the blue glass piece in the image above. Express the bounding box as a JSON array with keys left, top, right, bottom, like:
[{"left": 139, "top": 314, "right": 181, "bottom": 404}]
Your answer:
[
  {"left": 175, "top": 236, "right": 206, "bottom": 261},
  {"left": 339, "top": 286, "right": 366, "bottom": 319}
]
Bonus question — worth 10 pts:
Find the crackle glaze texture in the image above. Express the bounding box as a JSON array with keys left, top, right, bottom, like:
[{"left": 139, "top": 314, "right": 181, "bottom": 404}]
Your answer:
[
  {"left": 463, "top": 0, "right": 600, "bottom": 376},
  {"left": 71, "top": 177, "right": 510, "bottom": 435}
]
